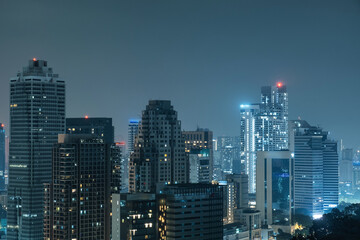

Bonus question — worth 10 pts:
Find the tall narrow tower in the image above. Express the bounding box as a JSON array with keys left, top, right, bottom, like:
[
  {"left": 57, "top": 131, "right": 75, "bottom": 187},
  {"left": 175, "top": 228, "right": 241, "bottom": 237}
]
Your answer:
[
  {"left": 128, "top": 119, "right": 139, "bottom": 153},
  {"left": 7, "top": 59, "right": 65, "bottom": 239},
  {"left": 259, "top": 83, "right": 288, "bottom": 151},
  {"left": 0, "top": 124, "right": 5, "bottom": 190},
  {"left": 240, "top": 83, "right": 289, "bottom": 193},
  {"left": 129, "top": 100, "right": 188, "bottom": 193}
]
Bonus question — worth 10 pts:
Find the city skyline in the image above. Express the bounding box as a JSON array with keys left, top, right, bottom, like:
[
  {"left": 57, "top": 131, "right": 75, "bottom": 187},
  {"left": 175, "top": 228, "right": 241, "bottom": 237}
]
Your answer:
[
  {"left": 1, "top": 0, "right": 360, "bottom": 149},
  {"left": 1, "top": 1, "right": 359, "bottom": 239}
]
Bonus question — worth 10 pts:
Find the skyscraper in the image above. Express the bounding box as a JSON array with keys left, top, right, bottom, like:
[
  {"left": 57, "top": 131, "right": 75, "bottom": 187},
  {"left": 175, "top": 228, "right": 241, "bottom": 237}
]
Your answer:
[
  {"left": 216, "top": 136, "right": 241, "bottom": 175},
  {"left": 8, "top": 59, "right": 65, "bottom": 239},
  {"left": 322, "top": 139, "right": 339, "bottom": 212},
  {"left": 340, "top": 149, "right": 353, "bottom": 181},
  {"left": 183, "top": 128, "right": 213, "bottom": 183},
  {"left": 289, "top": 120, "right": 339, "bottom": 218},
  {"left": 256, "top": 151, "right": 293, "bottom": 230},
  {"left": 121, "top": 120, "right": 139, "bottom": 193},
  {"left": 128, "top": 119, "right": 139, "bottom": 153},
  {"left": 224, "top": 174, "right": 249, "bottom": 224},
  {"left": 240, "top": 83, "right": 289, "bottom": 193},
  {"left": 240, "top": 104, "right": 260, "bottom": 193},
  {"left": 0, "top": 124, "right": 5, "bottom": 190},
  {"left": 129, "top": 100, "right": 188, "bottom": 193},
  {"left": 44, "top": 134, "right": 121, "bottom": 240}
]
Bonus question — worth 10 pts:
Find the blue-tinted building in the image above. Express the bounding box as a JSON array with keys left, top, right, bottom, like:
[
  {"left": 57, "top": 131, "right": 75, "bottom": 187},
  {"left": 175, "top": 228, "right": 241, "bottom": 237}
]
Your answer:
[
  {"left": 289, "top": 120, "right": 339, "bottom": 218},
  {"left": 128, "top": 119, "right": 139, "bottom": 153},
  {"left": 256, "top": 151, "right": 294, "bottom": 230},
  {"left": 0, "top": 124, "right": 5, "bottom": 190}
]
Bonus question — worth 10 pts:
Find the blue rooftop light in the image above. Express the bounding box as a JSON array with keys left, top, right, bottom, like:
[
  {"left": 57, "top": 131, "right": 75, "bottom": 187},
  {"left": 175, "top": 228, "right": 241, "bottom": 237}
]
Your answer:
[{"left": 129, "top": 119, "right": 139, "bottom": 123}]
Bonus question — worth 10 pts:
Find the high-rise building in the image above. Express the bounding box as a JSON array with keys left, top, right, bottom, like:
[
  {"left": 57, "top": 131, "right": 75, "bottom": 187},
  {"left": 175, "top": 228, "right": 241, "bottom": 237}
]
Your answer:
[
  {"left": 0, "top": 124, "right": 5, "bottom": 190},
  {"left": 289, "top": 120, "right": 339, "bottom": 218},
  {"left": 183, "top": 128, "right": 213, "bottom": 183},
  {"left": 256, "top": 151, "right": 293, "bottom": 229},
  {"left": 66, "top": 117, "right": 114, "bottom": 143},
  {"left": 240, "top": 104, "right": 260, "bottom": 193},
  {"left": 129, "top": 100, "right": 188, "bottom": 193},
  {"left": 44, "top": 134, "right": 121, "bottom": 240},
  {"left": 340, "top": 148, "right": 353, "bottom": 184},
  {"left": 8, "top": 59, "right": 65, "bottom": 239},
  {"left": 322, "top": 139, "right": 339, "bottom": 212},
  {"left": 187, "top": 149, "right": 212, "bottom": 183},
  {"left": 289, "top": 120, "right": 323, "bottom": 218},
  {"left": 112, "top": 193, "right": 157, "bottom": 240},
  {"left": 216, "top": 136, "right": 241, "bottom": 175},
  {"left": 224, "top": 174, "right": 249, "bottom": 224},
  {"left": 66, "top": 116, "right": 121, "bottom": 193},
  {"left": 158, "top": 184, "right": 224, "bottom": 240},
  {"left": 353, "top": 160, "right": 360, "bottom": 190},
  {"left": 240, "top": 83, "right": 289, "bottom": 193},
  {"left": 121, "top": 120, "right": 139, "bottom": 193},
  {"left": 128, "top": 119, "right": 139, "bottom": 153}
]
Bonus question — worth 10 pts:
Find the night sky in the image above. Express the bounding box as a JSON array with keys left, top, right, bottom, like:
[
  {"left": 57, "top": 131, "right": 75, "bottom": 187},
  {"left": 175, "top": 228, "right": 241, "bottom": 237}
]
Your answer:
[{"left": 1, "top": 0, "right": 359, "bottom": 148}]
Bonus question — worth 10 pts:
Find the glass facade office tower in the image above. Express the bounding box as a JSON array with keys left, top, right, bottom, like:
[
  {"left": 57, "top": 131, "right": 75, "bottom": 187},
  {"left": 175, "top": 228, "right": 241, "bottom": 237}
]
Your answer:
[
  {"left": 44, "top": 134, "right": 121, "bottom": 240},
  {"left": 129, "top": 100, "right": 188, "bottom": 193},
  {"left": 8, "top": 60, "right": 65, "bottom": 239},
  {"left": 0, "top": 124, "right": 5, "bottom": 190},
  {"left": 289, "top": 120, "right": 339, "bottom": 218},
  {"left": 322, "top": 139, "right": 339, "bottom": 211},
  {"left": 240, "top": 83, "right": 289, "bottom": 193},
  {"left": 256, "top": 151, "right": 293, "bottom": 227}
]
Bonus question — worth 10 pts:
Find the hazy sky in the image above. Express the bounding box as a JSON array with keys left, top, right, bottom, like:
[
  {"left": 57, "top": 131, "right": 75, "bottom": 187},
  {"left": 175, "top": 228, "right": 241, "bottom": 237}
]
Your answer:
[{"left": 0, "top": 0, "right": 359, "bottom": 148}]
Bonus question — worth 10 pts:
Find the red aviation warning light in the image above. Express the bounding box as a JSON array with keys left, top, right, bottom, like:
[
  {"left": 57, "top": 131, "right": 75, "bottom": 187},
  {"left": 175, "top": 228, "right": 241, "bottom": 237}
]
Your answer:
[
  {"left": 1, "top": 124, "right": 4, "bottom": 127},
  {"left": 33, "top": 58, "right": 37, "bottom": 61},
  {"left": 85, "top": 115, "right": 89, "bottom": 119},
  {"left": 277, "top": 82, "right": 283, "bottom": 88},
  {"left": 116, "top": 141, "right": 126, "bottom": 146}
]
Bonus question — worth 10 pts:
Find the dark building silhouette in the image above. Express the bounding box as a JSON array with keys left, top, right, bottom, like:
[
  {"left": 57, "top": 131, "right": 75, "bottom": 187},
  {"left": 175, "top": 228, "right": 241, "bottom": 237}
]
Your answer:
[
  {"left": 158, "top": 184, "right": 224, "bottom": 240},
  {"left": 66, "top": 117, "right": 114, "bottom": 144},
  {"left": 44, "top": 134, "right": 121, "bottom": 240},
  {"left": 112, "top": 193, "right": 157, "bottom": 240},
  {"left": 129, "top": 100, "right": 188, "bottom": 193}
]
